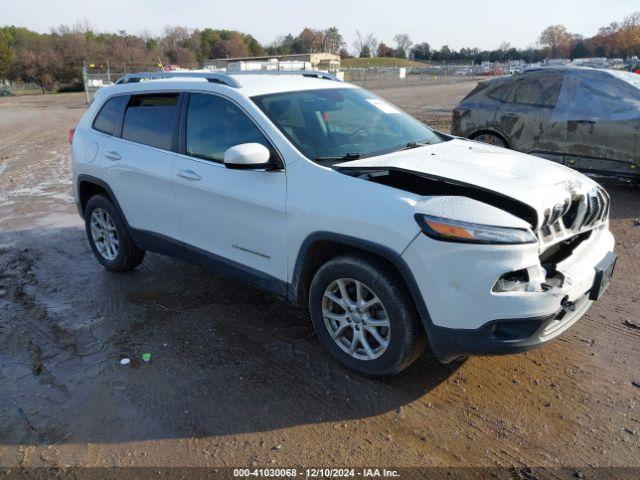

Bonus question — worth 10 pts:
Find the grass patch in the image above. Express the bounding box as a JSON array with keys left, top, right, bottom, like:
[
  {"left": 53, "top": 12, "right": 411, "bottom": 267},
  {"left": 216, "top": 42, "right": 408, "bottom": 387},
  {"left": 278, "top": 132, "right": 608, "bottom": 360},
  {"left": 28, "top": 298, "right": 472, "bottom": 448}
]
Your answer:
[
  {"left": 341, "top": 57, "right": 427, "bottom": 68},
  {"left": 12, "top": 89, "right": 46, "bottom": 96}
]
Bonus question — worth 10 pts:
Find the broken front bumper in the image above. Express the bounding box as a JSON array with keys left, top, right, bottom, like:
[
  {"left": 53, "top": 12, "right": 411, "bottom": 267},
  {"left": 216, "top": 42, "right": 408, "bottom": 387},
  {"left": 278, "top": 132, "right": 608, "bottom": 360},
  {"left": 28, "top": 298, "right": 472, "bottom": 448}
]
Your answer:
[
  {"left": 402, "top": 223, "right": 615, "bottom": 362},
  {"left": 425, "top": 292, "right": 593, "bottom": 362}
]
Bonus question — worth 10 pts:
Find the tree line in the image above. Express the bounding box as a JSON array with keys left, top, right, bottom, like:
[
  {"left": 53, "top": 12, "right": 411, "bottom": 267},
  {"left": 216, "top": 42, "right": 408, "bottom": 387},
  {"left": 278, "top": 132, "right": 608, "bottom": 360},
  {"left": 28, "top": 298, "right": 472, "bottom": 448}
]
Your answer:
[
  {"left": 353, "top": 12, "right": 640, "bottom": 63},
  {"left": 0, "top": 11, "right": 638, "bottom": 93}
]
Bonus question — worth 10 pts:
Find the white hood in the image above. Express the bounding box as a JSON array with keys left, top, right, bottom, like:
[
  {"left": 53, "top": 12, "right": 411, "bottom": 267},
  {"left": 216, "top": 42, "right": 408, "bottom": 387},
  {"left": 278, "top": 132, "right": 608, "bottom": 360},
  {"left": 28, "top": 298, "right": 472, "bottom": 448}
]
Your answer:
[{"left": 337, "top": 139, "right": 598, "bottom": 226}]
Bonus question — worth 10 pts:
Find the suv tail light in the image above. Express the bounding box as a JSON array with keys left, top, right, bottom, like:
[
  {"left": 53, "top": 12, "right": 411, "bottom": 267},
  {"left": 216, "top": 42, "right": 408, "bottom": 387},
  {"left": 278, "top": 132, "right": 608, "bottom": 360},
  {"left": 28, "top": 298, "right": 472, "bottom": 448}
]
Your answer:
[
  {"left": 68, "top": 128, "right": 75, "bottom": 144},
  {"left": 451, "top": 107, "right": 470, "bottom": 134},
  {"left": 452, "top": 107, "right": 470, "bottom": 122}
]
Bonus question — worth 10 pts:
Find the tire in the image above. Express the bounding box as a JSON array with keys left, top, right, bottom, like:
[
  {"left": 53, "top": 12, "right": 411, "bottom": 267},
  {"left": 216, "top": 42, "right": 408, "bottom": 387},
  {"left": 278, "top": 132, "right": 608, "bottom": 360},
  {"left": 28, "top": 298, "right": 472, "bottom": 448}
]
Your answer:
[
  {"left": 84, "top": 194, "right": 145, "bottom": 272},
  {"left": 308, "top": 253, "right": 426, "bottom": 377},
  {"left": 472, "top": 132, "right": 507, "bottom": 148}
]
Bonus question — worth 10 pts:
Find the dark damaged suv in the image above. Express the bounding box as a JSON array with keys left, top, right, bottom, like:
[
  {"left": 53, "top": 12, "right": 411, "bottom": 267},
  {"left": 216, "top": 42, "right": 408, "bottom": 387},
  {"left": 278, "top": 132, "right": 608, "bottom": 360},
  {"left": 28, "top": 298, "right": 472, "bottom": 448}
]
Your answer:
[{"left": 451, "top": 67, "right": 640, "bottom": 181}]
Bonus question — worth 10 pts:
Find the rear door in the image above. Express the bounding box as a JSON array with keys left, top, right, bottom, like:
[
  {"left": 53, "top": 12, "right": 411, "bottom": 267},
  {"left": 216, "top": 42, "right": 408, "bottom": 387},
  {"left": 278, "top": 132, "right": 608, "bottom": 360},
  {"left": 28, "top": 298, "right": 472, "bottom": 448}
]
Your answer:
[
  {"left": 497, "top": 70, "right": 566, "bottom": 163},
  {"left": 105, "top": 92, "right": 183, "bottom": 241},
  {"left": 172, "top": 92, "right": 287, "bottom": 291},
  {"left": 561, "top": 70, "right": 640, "bottom": 177}
]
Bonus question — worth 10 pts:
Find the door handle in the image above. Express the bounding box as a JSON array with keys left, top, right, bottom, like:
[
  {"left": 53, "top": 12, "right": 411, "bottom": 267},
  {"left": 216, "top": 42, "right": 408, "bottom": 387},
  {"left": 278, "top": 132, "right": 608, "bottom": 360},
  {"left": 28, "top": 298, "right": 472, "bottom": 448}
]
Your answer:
[
  {"left": 176, "top": 169, "right": 201, "bottom": 181},
  {"left": 104, "top": 151, "right": 121, "bottom": 161}
]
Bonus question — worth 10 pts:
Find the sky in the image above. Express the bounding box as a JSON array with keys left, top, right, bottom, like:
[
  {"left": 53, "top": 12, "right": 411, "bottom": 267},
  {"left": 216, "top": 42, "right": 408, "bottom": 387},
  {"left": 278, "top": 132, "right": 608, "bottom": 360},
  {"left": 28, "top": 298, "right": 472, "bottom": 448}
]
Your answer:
[{"left": 1, "top": 0, "right": 637, "bottom": 52}]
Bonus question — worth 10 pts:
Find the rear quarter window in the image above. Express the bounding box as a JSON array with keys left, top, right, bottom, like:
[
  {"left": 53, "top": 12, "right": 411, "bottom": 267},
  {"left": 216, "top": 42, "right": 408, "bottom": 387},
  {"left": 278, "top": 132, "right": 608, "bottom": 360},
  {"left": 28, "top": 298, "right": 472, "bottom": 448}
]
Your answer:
[
  {"left": 121, "top": 94, "right": 179, "bottom": 150},
  {"left": 460, "top": 82, "right": 490, "bottom": 102},
  {"left": 92, "top": 95, "right": 129, "bottom": 135}
]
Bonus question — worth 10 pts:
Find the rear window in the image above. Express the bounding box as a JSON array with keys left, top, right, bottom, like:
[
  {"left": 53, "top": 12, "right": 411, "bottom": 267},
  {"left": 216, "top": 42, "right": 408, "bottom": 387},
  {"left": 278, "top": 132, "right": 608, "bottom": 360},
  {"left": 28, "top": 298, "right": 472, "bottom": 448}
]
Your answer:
[
  {"left": 122, "top": 94, "right": 179, "bottom": 150},
  {"left": 511, "top": 72, "right": 564, "bottom": 107},
  {"left": 486, "top": 81, "right": 513, "bottom": 102},
  {"left": 92, "top": 95, "right": 129, "bottom": 135}
]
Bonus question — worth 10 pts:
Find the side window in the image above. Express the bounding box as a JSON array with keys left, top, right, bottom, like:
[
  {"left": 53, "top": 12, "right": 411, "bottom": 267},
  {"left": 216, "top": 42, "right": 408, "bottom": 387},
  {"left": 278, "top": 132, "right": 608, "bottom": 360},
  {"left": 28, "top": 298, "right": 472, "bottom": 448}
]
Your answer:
[
  {"left": 92, "top": 95, "right": 129, "bottom": 135},
  {"left": 511, "top": 72, "right": 563, "bottom": 107},
  {"left": 122, "top": 94, "right": 179, "bottom": 150},
  {"left": 186, "top": 93, "right": 271, "bottom": 162},
  {"left": 486, "top": 81, "right": 513, "bottom": 102},
  {"left": 570, "top": 73, "right": 640, "bottom": 119}
]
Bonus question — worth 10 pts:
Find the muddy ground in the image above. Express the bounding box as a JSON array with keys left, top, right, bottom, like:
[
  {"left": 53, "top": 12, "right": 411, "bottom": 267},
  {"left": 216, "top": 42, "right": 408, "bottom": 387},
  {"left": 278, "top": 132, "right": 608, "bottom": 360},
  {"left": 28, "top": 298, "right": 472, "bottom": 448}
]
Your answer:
[{"left": 0, "top": 83, "right": 639, "bottom": 475}]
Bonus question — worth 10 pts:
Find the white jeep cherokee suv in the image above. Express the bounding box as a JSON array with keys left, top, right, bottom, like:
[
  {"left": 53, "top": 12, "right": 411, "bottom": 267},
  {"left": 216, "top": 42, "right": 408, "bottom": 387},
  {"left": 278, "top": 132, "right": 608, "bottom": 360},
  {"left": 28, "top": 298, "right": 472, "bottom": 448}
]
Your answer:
[{"left": 71, "top": 71, "right": 616, "bottom": 377}]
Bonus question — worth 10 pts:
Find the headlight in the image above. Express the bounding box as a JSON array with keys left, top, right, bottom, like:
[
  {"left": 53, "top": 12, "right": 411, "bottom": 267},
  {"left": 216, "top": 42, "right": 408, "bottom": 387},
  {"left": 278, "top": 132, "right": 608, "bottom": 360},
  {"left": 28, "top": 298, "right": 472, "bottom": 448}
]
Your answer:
[{"left": 414, "top": 214, "right": 537, "bottom": 245}]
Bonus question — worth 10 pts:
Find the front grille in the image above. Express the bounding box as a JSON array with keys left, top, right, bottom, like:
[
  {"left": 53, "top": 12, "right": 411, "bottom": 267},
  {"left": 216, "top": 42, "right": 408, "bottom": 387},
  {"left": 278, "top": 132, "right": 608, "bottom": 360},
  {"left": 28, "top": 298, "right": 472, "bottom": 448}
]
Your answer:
[
  {"left": 562, "top": 196, "right": 582, "bottom": 229},
  {"left": 540, "top": 199, "right": 570, "bottom": 237},
  {"left": 539, "top": 186, "right": 608, "bottom": 243}
]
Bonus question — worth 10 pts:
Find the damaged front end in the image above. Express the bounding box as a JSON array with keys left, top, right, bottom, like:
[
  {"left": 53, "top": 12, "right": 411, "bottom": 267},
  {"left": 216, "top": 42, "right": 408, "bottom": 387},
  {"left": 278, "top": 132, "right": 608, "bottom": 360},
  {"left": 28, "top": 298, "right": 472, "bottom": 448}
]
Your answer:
[
  {"left": 336, "top": 158, "right": 615, "bottom": 361},
  {"left": 337, "top": 161, "right": 610, "bottom": 297}
]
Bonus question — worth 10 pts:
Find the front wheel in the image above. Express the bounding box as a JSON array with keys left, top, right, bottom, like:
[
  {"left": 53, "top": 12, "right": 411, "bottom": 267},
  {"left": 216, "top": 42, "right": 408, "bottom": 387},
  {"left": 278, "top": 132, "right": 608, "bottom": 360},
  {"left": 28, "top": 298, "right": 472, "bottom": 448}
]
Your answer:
[
  {"left": 472, "top": 132, "right": 507, "bottom": 148},
  {"left": 308, "top": 254, "right": 426, "bottom": 377}
]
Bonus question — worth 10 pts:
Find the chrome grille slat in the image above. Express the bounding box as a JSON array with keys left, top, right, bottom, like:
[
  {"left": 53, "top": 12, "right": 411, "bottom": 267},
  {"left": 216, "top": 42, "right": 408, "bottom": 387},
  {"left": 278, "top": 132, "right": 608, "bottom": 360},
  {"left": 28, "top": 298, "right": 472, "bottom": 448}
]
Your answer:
[
  {"left": 539, "top": 186, "right": 608, "bottom": 246},
  {"left": 581, "top": 187, "right": 606, "bottom": 228}
]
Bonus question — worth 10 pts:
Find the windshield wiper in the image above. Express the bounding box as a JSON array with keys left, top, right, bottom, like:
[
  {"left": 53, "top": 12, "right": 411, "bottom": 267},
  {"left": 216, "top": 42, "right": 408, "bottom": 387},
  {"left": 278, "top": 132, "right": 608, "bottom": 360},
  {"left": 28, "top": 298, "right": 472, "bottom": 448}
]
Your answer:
[
  {"left": 314, "top": 152, "right": 361, "bottom": 162},
  {"left": 400, "top": 140, "right": 432, "bottom": 151}
]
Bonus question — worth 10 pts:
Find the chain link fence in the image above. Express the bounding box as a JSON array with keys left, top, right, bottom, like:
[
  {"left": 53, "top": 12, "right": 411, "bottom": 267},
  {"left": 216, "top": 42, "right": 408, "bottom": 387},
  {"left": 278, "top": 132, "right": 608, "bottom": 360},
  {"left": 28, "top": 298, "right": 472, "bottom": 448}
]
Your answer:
[{"left": 343, "top": 63, "right": 511, "bottom": 88}]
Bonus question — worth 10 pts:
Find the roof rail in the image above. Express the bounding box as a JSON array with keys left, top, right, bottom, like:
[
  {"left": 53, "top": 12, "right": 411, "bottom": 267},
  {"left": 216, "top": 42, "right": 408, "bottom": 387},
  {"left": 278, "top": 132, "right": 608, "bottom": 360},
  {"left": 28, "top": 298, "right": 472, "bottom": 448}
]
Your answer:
[
  {"left": 114, "top": 69, "right": 342, "bottom": 88},
  {"left": 115, "top": 71, "right": 241, "bottom": 88},
  {"left": 230, "top": 70, "right": 342, "bottom": 82}
]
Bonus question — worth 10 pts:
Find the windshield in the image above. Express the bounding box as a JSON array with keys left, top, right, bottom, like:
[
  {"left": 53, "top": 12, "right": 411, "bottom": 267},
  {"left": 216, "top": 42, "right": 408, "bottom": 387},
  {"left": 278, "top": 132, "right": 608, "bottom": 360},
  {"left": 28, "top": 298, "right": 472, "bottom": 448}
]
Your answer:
[{"left": 252, "top": 88, "right": 443, "bottom": 162}]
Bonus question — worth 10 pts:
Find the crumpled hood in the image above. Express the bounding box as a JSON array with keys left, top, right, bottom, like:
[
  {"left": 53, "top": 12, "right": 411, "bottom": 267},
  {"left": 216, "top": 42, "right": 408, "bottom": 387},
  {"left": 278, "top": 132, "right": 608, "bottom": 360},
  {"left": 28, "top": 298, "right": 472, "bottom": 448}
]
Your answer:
[{"left": 336, "top": 138, "right": 598, "bottom": 227}]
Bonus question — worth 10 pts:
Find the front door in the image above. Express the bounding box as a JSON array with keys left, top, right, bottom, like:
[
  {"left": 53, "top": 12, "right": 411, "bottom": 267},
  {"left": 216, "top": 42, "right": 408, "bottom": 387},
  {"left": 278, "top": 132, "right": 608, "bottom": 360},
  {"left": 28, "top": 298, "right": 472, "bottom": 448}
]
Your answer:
[
  {"left": 172, "top": 92, "right": 287, "bottom": 293},
  {"left": 561, "top": 70, "right": 640, "bottom": 178}
]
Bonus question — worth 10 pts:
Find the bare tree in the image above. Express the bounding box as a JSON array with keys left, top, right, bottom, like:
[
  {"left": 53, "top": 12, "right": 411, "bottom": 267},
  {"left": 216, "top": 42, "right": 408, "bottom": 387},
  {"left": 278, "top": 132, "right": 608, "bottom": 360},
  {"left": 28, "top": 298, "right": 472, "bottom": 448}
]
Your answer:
[
  {"left": 353, "top": 31, "right": 377, "bottom": 57},
  {"left": 353, "top": 30, "right": 365, "bottom": 57},
  {"left": 162, "top": 26, "right": 192, "bottom": 48},
  {"left": 365, "top": 33, "right": 378, "bottom": 57},
  {"left": 393, "top": 33, "right": 413, "bottom": 58}
]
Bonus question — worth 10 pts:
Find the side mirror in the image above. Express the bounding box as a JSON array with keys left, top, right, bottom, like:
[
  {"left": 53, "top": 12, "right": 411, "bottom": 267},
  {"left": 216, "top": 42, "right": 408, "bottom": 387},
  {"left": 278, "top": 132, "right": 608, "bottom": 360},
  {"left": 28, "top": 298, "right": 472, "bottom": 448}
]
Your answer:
[{"left": 224, "top": 143, "right": 273, "bottom": 170}]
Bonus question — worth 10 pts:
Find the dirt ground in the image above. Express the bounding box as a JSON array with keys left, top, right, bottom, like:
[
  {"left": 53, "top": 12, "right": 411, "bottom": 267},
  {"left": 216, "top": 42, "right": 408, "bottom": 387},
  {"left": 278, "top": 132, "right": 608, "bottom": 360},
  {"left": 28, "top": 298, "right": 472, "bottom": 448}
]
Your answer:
[{"left": 0, "top": 83, "right": 639, "bottom": 476}]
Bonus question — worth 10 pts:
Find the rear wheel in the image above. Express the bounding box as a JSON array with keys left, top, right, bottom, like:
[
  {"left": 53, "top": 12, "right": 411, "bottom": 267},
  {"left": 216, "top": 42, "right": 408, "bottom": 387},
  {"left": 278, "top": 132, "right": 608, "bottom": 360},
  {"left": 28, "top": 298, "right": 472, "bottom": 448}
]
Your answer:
[
  {"left": 84, "top": 195, "right": 145, "bottom": 272},
  {"left": 472, "top": 132, "right": 507, "bottom": 148},
  {"left": 308, "top": 254, "right": 425, "bottom": 377}
]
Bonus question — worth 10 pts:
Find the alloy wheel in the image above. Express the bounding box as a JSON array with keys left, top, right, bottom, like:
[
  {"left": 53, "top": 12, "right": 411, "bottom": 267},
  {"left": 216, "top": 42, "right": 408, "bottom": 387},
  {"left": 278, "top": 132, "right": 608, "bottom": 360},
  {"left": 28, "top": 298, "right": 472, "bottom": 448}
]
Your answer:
[
  {"left": 90, "top": 208, "right": 119, "bottom": 261},
  {"left": 322, "top": 278, "right": 391, "bottom": 361}
]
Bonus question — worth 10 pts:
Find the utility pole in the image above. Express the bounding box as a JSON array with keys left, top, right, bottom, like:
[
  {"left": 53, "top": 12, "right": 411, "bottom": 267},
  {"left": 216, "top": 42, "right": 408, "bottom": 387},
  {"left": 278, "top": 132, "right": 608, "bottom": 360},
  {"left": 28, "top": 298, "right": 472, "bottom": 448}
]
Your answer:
[{"left": 82, "top": 60, "right": 90, "bottom": 104}]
